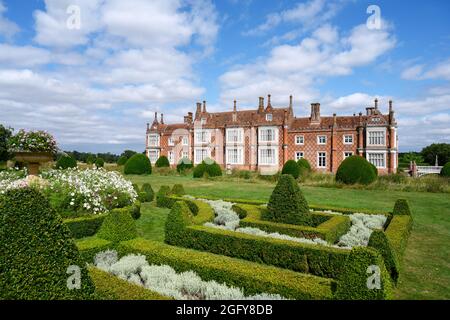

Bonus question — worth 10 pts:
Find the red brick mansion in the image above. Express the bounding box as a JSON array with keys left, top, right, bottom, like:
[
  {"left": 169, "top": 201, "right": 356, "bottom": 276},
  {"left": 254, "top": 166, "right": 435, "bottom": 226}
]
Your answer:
[{"left": 146, "top": 95, "right": 398, "bottom": 175}]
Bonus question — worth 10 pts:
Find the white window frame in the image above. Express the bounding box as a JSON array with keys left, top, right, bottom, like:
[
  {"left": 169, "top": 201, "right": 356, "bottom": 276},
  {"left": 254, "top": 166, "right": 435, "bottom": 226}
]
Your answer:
[
  {"left": 258, "top": 146, "right": 278, "bottom": 165},
  {"left": 147, "top": 134, "right": 159, "bottom": 147},
  {"left": 168, "top": 137, "right": 175, "bottom": 146},
  {"left": 147, "top": 149, "right": 159, "bottom": 164},
  {"left": 194, "top": 148, "right": 210, "bottom": 164},
  {"left": 367, "top": 128, "right": 386, "bottom": 146},
  {"left": 194, "top": 129, "right": 211, "bottom": 144},
  {"left": 366, "top": 152, "right": 386, "bottom": 169},
  {"left": 168, "top": 151, "right": 175, "bottom": 164},
  {"left": 182, "top": 136, "right": 189, "bottom": 146},
  {"left": 226, "top": 128, "right": 244, "bottom": 144},
  {"left": 317, "top": 152, "right": 327, "bottom": 168},
  {"left": 317, "top": 135, "right": 327, "bottom": 145},
  {"left": 200, "top": 118, "right": 206, "bottom": 125},
  {"left": 182, "top": 151, "right": 189, "bottom": 159},
  {"left": 258, "top": 127, "right": 278, "bottom": 143},
  {"left": 343, "top": 134, "right": 353, "bottom": 145},
  {"left": 295, "top": 151, "right": 304, "bottom": 160},
  {"left": 343, "top": 151, "right": 353, "bottom": 159},
  {"left": 266, "top": 114, "right": 273, "bottom": 121},
  {"left": 226, "top": 147, "right": 244, "bottom": 165},
  {"left": 295, "top": 135, "right": 304, "bottom": 145}
]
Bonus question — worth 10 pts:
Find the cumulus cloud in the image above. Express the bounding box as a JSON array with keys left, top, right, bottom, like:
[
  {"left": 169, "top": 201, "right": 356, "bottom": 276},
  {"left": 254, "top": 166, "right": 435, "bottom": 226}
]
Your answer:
[
  {"left": 0, "top": 1, "right": 19, "bottom": 39},
  {"left": 401, "top": 59, "right": 450, "bottom": 81}
]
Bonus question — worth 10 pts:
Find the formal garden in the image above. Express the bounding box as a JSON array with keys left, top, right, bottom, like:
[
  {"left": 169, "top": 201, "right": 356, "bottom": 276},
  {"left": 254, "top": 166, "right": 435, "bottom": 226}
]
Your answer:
[{"left": 1, "top": 129, "right": 449, "bottom": 300}]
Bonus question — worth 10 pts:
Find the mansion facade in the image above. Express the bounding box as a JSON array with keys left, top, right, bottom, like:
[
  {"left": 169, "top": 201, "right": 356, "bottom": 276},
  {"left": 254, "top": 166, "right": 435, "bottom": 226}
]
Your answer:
[{"left": 145, "top": 95, "right": 398, "bottom": 175}]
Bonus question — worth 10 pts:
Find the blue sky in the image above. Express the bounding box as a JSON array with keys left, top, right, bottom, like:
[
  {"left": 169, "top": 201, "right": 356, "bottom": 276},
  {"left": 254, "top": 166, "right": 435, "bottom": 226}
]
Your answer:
[{"left": 0, "top": 0, "right": 449, "bottom": 153}]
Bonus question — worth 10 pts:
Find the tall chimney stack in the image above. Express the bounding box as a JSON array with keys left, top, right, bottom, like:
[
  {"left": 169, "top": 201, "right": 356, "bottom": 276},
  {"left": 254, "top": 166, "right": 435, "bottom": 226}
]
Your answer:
[
  {"left": 233, "top": 100, "right": 237, "bottom": 112},
  {"left": 202, "top": 100, "right": 207, "bottom": 113},
  {"left": 258, "top": 97, "right": 264, "bottom": 113},
  {"left": 374, "top": 98, "right": 378, "bottom": 109},
  {"left": 310, "top": 103, "right": 321, "bottom": 122},
  {"left": 160, "top": 113, "right": 164, "bottom": 124},
  {"left": 289, "top": 95, "right": 293, "bottom": 111}
]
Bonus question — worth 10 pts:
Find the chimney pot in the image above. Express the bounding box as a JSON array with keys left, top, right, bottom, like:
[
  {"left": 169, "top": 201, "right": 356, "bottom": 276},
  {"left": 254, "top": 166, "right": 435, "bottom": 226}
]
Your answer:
[
  {"left": 202, "top": 101, "right": 206, "bottom": 113},
  {"left": 289, "top": 95, "right": 293, "bottom": 109},
  {"left": 160, "top": 113, "right": 164, "bottom": 124},
  {"left": 233, "top": 100, "right": 237, "bottom": 112},
  {"left": 374, "top": 98, "right": 378, "bottom": 109}
]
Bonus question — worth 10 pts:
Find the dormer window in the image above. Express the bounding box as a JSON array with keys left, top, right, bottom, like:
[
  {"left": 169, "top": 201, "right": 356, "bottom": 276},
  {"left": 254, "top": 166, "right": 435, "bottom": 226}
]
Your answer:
[
  {"left": 201, "top": 118, "right": 206, "bottom": 125},
  {"left": 266, "top": 114, "right": 273, "bottom": 121}
]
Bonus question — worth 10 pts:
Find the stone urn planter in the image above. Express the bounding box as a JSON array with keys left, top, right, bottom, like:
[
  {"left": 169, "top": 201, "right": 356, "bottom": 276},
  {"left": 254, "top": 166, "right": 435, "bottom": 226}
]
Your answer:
[{"left": 14, "top": 152, "right": 53, "bottom": 176}]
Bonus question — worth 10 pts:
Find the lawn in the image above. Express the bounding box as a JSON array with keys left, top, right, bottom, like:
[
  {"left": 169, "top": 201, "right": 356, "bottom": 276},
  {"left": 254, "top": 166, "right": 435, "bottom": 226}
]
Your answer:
[{"left": 129, "top": 174, "right": 450, "bottom": 300}]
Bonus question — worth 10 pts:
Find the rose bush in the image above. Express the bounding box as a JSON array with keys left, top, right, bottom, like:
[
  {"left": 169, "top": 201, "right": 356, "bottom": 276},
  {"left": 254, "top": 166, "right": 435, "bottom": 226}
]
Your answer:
[{"left": 8, "top": 129, "right": 58, "bottom": 154}]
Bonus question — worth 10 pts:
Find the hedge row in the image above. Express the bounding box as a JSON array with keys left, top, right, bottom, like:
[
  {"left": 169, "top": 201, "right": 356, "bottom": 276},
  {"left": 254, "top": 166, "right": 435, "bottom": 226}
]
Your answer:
[
  {"left": 63, "top": 202, "right": 141, "bottom": 239},
  {"left": 384, "top": 215, "right": 413, "bottom": 261},
  {"left": 165, "top": 202, "right": 350, "bottom": 278},
  {"left": 63, "top": 214, "right": 107, "bottom": 239},
  {"left": 118, "top": 238, "right": 336, "bottom": 300},
  {"left": 76, "top": 237, "right": 113, "bottom": 263},
  {"left": 236, "top": 204, "right": 350, "bottom": 243},
  {"left": 89, "top": 267, "right": 171, "bottom": 300}
]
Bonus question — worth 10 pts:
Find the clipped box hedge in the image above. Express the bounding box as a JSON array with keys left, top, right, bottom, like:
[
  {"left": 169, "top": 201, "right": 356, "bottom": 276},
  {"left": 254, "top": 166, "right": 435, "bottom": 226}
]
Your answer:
[
  {"left": 64, "top": 215, "right": 107, "bottom": 239},
  {"left": 117, "top": 238, "right": 336, "bottom": 300},
  {"left": 237, "top": 204, "right": 350, "bottom": 243},
  {"left": 89, "top": 267, "right": 171, "bottom": 300},
  {"left": 385, "top": 215, "right": 413, "bottom": 261},
  {"left": 76, "top": 237, "right": 113, "bottom": 263}
]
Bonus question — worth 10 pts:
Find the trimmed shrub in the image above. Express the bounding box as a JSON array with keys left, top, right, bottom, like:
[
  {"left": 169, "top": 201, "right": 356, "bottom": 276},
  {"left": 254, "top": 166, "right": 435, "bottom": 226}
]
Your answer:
[
  {"left": 297, "top": 158, "right": 311, "bottom": 171},
  {"left": 232, "top": 204, "right": 247, "bottom": 219},
  {"left": 141, "top": 183, "right": 154, "bottom": 202},
  {"left": 56, "top": 155, "right": 77, "bottom": 169},
  {"left": 193, "top": 163, "right": 207, "bottom": 178},
  {"left": 165, "top": 201, "right": 194, "bottom": 244},
  {"left": 76, "top": 237, "right": 112, "bottom": 264},
  {"left": 281, "top": 160, "right": 300, "bottom": 179},
  {"left": 137, "top": 192, "right": 147, "bottom": 203},
  {"left": 335, "top": 247, "right": 393, "bottom": 300},
  {"left": 370, "top": 162, "right": 378, "bottom": 177},
  {"left": 368, "top": 230, "right": 399, "bottom": 283},
  {"left": 335, "top": 155, "right": 377, "bottom": 185},
  {"left": 117, "top": 156, "right": 128, "bottom": 166},
  {"left": 89, "top": 267, "right": 171, "bottom": 300},
  {"left": 64, "top": 214, "right": 106, "bottom": 239},
  {"left": 266, "top": 174, "right": 311, "bottom": 225},
  {"left": 0, "top": 188, "right": 94, "bottom": 299},
  {"left": 205, "top": 161, "right": 222, "bottom": 177},
  {"left": 440, "top": 162, "right": 450, "bottom": 177},
  {"left": 132, "top": 183, "right": 140, "bottom": 193},
  {"left": 156, "top": 185, "right": 174, "bottom": 208},
  {"left": 118, "top": 239, "right": 335, "bottom": 300},
  {"left": 184, "top": 199, "right": 199, "bottom": 216},
  {"left": 171, "top": 184, "right": 185, "bottom": 196},
  {"left": 176, "top": 157, "right": 193, "bottom": 173},
  {"left": 393, "top": 199, "right": 411, "bottom": 216},
  {"left": 155, "top": 155, "right": 170, "bottom": 168},
  {"left": 97, "top": 208, "right": 137, "bottom": 243},
  {"left": 95, "top": 157, "right": 105, "bottom": 168},
  {"left": 124, "top": 154, "right": 152, "bottom": 175},
  {"left": 129, "top": 200, "right": 141, "bottom": 220},
  {"left": 86, "top": 155, "right": 96, "bottom": 164},
  {"left": 385, "top": 215, "right": 413, "bottom": 260}
]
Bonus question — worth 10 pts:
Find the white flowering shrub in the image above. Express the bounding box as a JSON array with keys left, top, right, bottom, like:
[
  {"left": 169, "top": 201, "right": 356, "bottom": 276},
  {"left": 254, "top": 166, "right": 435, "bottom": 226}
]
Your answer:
[
  {"left": 94, "top": 251, "right": 286, "bottom": 300},
  {"left": 0, "top": 169, "right": 28, "bottom": 195}
]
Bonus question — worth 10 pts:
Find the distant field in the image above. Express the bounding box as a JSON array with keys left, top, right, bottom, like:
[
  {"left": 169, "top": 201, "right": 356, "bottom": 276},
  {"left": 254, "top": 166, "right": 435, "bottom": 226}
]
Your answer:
[{"left": 129, "top": 174, "right": 450, "bottom": 300}]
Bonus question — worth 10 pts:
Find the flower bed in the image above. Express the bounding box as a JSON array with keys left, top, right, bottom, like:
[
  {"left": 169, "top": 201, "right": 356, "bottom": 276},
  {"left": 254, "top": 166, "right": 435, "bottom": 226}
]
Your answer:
[
  {"left": 0, "top": 167, "right": 137, "bottom": 215},
  {"left": 8, "top": 129, "right": 57, "bottom": 154}
]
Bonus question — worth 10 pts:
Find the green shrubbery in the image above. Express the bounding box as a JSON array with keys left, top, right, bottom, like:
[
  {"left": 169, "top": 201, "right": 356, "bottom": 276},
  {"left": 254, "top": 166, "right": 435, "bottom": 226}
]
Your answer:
[
  {"left": 64, "top": 214, "right": 106, "bottom": 239},
  {"left": 117, "top": 156, "right": 128, "bottom": 166},
  {"left": 95, "top": 157, "right": 105, "bottom": 168},
  {"left": 440, "top": 162, "right": 450, "bottom": 177},
  {"left": 265, "top": 174, "right": 311, "bottom": 225},
  {"left": 393, "top": 199, "right": 411, "bottom": 215},
  {"left": 124, "top": 154, "right": 152, "bottom": 175},
  {"left": 56, "top": 155, "right": 77, "bottom": 169},
  {"left": 176, "top": 157, "right": 193, "bottom": 173},
  {"left": 156, "top": 185, "right": 174, "bottom": 208},
  {"left": 336, "top": 155, "right": 377, "bottom": 185},
  {"left": 281, "top": 160, "right": 300, "bottom": 179},
  {"left": 97, "top": 208, "right": 137, "bottom": 243},
  {"left": 141, "top": 183, "right": 154, "bottom": 202},
  {"left": 297, "top": 158, "right": 312, "bottom": 178},
  {"left": 385, "top": 215, "right": 413, "bottom": 261},
  {"left": 129, "top": 200, "right": 141, "bottom": 220},
  {"left": 368, "top": 230, "right": 399, "bottom": 282},
  {"left": 0, "top": 188, "right": 94, "bottom": 299},
  {"left": 171, "top": 184, "right": 185, "bottom": 196},
  {"left": 155, "top": 155, "right": 170, "bottom": 168},
  {"left": 335, "top": 247, "right": 393, "bottom": 300},
  {"left": 193, "top": 159, "right": 222, "bottom": 178}
]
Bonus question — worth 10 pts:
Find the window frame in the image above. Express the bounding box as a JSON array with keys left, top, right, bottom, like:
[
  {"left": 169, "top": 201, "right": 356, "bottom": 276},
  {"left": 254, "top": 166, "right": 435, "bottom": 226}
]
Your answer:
[
  {"left": 147, "top": 149, "right": 159, "bottom": 164},
  {"left": 295, "top": 151, "right": 304, "bottom": 160},
  {"left": 343, "top": 134, "right": 353, "bottom": 145},
  {"left": 226, "top": 146, "right": 244, "bottom": 165},
  {"left": 258, "top": 146, "right": 278, "bottom": 165},
  {"left": 147, "top": 134, "right": 160, "bottom": 147},
  {"left": 258, "top": 127, "right": 278, "bottom": 143},
  {"left": 194, "top": 148, "right": 210, "bottom": 164},
  {"left": 194, "top": 129, "right": 211, "bottom": 144},
  {"left": 295, "top": 135, "right": 304, "bottom": 145},
  {"left": 226, "top": 128, "right": 244, "bottom": 144},
  {"left": 317, "top": 151, "right": 327, "bottom": 168},
  {"left": 343, "top": 151, "right": 353, "bottom": 159},
  {"left": 317, "top": 135, "right": 327, "bottom": 145},
  {"left": 367, "top": 152, "right": 386, "bottom": 169}
]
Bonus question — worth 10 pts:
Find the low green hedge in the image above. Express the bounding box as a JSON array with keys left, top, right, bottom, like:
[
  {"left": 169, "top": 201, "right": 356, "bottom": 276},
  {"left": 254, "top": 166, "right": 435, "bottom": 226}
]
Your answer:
[
  {"left": 89, "top": 267, "right": 171, "bottom": 300},
  {"left": 97, "top": 208, "right": 137, "bottom": 243},
  {"left": 335, "top": 247, "right": 393, "bottom": 300},
  {"left": 385, "top": 215, "right": 413, "bottom": 261},
  {"left": 118, "top": 238, "right": 336, "bottom": 300},
  {"left": 237, "top": 204, "right": 350, "bottom": 243},
  {"left": 368, "top": 230, "right": 400, "bottom": 283},
  {"left": 64, "top": 214, "right": 107, "bottom": 239},
  {"left": 165, "top": 202, "right": 349, "bottom": 278},
  {"left": 392, "top": 199, "right": 411, "bottom": 216},
  {"left": 76, "top": 237, "right": 113, "bottom": 263},
  {"left": 156, "top": 186, "right": 175, "bottom": 208}
]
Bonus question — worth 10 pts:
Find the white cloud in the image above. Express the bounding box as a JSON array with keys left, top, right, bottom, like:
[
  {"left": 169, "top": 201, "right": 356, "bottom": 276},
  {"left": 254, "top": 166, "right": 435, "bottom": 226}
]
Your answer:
[
  {"left": 0, "top": 1, "right": 19, "bottom": 39},
  {"left": 220, "top": 22, "right": 395, "bottom": 109},
  {"left": 401, "top": 59, "right": 450, "bottom": 81}
]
